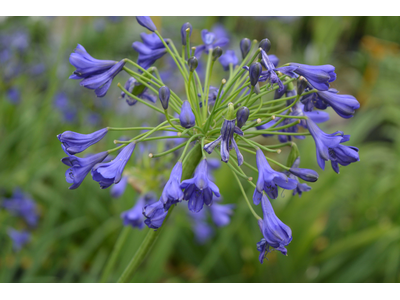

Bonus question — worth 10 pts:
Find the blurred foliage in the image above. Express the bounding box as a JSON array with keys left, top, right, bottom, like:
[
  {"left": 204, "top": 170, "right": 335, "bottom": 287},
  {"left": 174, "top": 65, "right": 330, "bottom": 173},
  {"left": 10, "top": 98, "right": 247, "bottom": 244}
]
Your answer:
[{"left": 1, "top": 16, "right": 400, "bottom": 283}]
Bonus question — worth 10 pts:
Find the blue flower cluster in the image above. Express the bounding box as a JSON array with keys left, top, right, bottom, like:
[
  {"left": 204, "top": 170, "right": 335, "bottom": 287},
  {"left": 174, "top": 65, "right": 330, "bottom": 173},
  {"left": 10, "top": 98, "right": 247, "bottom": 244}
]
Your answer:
[{"left": 60, "top": 16, "right": 361, "bottom": 264}]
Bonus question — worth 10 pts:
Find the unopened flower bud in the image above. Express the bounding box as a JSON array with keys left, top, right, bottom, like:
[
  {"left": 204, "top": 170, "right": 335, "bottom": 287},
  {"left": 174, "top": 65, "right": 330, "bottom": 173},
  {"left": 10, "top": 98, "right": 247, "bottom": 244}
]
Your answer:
[
  {"left": 212, "top": 47, "right": 223, "bottom": 61},
  {"left": 181, "top": 22, "right": 192, "bottom": 45},
  {"left": 188, "top": 56, "right": 198, "bottom": 72},
  {"left": 249, "top": 62, "right": 262, "bottom": 86},
  {"left": 240, "top": 38, "right": 251, "bottom": 59},
  {"left": 297, "top": 76, "right": 308, "bottom": 95},
  {"left": 179, "top": 100, "right": 195, "bottom": 128},
  {"left": 158, "top": 86, "right": 170, "bottom": 110},
  {"left": 236, "top": 107, "right": 250, "bottom": 128},
  {"left": 259, "top": 38, "right": 271, "bottom": 53},
  {"left": 289, "top": 167, "right": 319, "bottom": 182}
]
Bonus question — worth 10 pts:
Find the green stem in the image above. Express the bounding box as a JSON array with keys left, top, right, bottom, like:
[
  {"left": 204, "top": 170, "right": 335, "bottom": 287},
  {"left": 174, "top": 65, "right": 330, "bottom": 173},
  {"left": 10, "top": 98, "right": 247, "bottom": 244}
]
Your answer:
[
  {"left": 117, "top": 144, "right": 202, "bottom": 283},
  {"left": 231, "top": 172, "right": 261, "bottom": 220}
]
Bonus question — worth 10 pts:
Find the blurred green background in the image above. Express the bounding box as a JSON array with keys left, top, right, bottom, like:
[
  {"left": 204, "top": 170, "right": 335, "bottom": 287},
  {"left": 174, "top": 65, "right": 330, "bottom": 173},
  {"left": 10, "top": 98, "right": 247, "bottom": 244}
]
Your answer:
[{"left": 1, "top": 16, "right": 400, "bottom": 283}]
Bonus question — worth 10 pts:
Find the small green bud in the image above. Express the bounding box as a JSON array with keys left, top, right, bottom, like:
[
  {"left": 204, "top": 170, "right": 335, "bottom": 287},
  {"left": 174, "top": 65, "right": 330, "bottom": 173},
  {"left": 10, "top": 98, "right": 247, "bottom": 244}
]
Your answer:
[
  {"left": 188, "top": 56, "right": 198, "bottom": 72},
  {"left": 226, "top": 102, "right": 235, "bottom": 120},
  {"left": 212, "top": 47, "right": 223, "bottom": 61}
]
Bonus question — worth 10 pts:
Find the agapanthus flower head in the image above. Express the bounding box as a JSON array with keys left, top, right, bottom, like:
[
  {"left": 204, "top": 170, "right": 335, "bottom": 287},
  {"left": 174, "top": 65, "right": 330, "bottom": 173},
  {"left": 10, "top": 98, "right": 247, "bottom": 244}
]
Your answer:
[
  {"left": 160, "top": 161, "right": 184, "bottom": 210},
  {"left": 289, "top": 63, "right": 336, "bottom": 91},
  {"left": 110, "top": 175, "right": 128, "bottom": 198},
  {"left": 240, "top": 38, "right": 251, "bottom": 59},
  {"left": 301, "top": 88, "right": 360, "bottom": 119},
  {"left": 195, "top": 29, "right": 229, "bottom": 57},
  {"left": 179, "top": 100, "right": 195, "bottom": 128},
  {"left": 181, "top": 22, "right": 192, "bottom": 45},
  {"left": 253, "top": 149, "right": 297, "bottom": 204},
  {"left": 258, "top": 195, "right": 292, "bottom": 258},
  {"left": 121, "top": 192, "right": 157, "bottom": 229},
  {"left": 180, "top": 159, "right": 221, "bottom": 213},
  {"left": 219, "top": 50, "right": 238, "bottom": 71},
  {"left": 62, "top": 151, "right": 109, "bottom": 190},
  {"left": 136, "top": 16, "right": 157, "bottom": 32},
  {"left": 91, "top": 142, "right": 135, "bottom": 189},
  {"left": 2, "top": 189, "right": 38, "bottom": 227},
  {"left": 79, "top": 60, "right": 125, "bottom": 97},
  {"left": 7, "top": 228, "right": 30, "bottom": 252},
  {"left": 121, "top": 77, "right": 156, "bottom": 106},
  {"left": 158, "top": 86, "right": 170, "bottom": 110},
  {"left": 204, "top": 104, "right": 244, "bottom": 166},
  {"left": 69, "top": 44, "right": 116, "bottom": 80},
  {"left": 143, "top": 199, "right": 169, "bottom": 229},
  {"left": 58, "top": 128, "right": 108, "bottom": 155}
]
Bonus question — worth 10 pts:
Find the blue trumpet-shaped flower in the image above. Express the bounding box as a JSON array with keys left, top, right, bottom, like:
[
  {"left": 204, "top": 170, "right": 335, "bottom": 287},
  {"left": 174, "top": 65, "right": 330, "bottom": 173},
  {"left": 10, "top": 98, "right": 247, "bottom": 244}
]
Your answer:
[
  {"left": 2, "top": 189, "right": 39, "bottom": 227},
  {"left": 180, "top": 159, "right": 221, "bottom": 213},
  {"left": 110, "top": 175, "right": 128, "bottom": 198},
  {"left": 132, "top": 34, "right": 167, "bottom": 69},
  {"left": 143, "top": 199, "right": 169, "bottom": 229},
  {"left": 62, "top": 151, "right": 109, "bottom": 190},
  {"left": 79, "top": 60, "right": 126, "bottom": 97},
  {"left": 7, "top": 228, "right": 30, "bottom": 252},
  {"left": 219, "top": 50, "right": 238, "bottom": 71},
  {"left": 69, "top": 44, "right": 116, "bottom": 80},
  {"left": 204, "top": 118, "right": 244, "bottom": 166},
  {"left": 253, "top": 149, "right": 297, "bottom": 204},
  {"left": 286, "top": 157, "right": 312, "bottom": 197},
  {"left": 160, "top": 161, "right": 184, "bottom": 210},
  {"left": 140, "top": 32, "right": 167, "bottom": 50},
  {"left": 257, "top": 194, "right": 292, "bottom": 259},
  {"left": 306, "top": 118, "right": 347, "bottom": 170},
  {"left": 301, "top": 88, "right": 360, "bottom": 119},
  {"left": 120, "top": 77, "right": 156, "bottom": 106},
  {"left": 91, "top": 142, "right": 135, "bottom": 189},
  {"left": 136, "top": 16, "right": 157, "bottom": 32},
  {"left": 58, "top": 128, "right": 108, "bottom": 155},
  {"left": 195, "top": 29, "right": 229, "bottom": 57},
  {"left": 121, "top": 192, "right": 157, "bottom": 229},
  {"left": 179, "top": 100, "right": 195, "bottom": 128},
  {"left": 329, "top": 142, "right": 360, "bottom": 174},
  {"left": 289, "top": 63, "right": 336, "bottom": 91}
]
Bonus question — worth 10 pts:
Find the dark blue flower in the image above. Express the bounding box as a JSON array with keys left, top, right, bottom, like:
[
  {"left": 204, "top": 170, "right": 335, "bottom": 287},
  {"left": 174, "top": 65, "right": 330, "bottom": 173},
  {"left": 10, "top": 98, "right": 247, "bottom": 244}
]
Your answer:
[
  {"left": 204, "top": 118, "right": 244, "bottom": 166},
  {"left": 209, "top": 198, "right": 235, "bottom": 227},
  {"left": 288, "top": 157, "right": 318, "bottom": 182},
  {"left": 62, "top": 151, "right": 109, "bottom": 190},
  {"left": 301, "top": 88, "right": 360, "bottom": 119},
  {"left": 110, "top": 175, "right": 128, "bottom": 198},
  {"left": 248, "top": 62, "right": 262, "bottom": 86},
  {"left": 143, "top": 199, "right": 168, "bottom": 229},
  {"left": 219, "top": 50, "right": 238, "bottom": 71},
  {"left": 306, "top": 118, "right": 347, "bottom": 170},
  {"left": 91, "top": 142, "right": 136, "bottom": 189},
  {"left": 329, "top": 143, "right": 360, "bottom": 174},
  {"left": 160, "top": 161, "right": 184, "bottom": 210},
  {"left": 7, "top": 228, "right": 30, "bottom": 252},
  {"left": 253, "top": 149, "right": 297, "bottom": 204},
  {"left": 136, "top": 16, "right": 157, "bottom": 32},
  {"left": 58, "top": 128, "right": 108, "bottom": 155},
  {"left": 121, "top": 77, "right": 156, "bottom": 106},
  {"left": 286, "top": 157, "right": 312, "bottom": 198},
  {"left": 289, "top": 63, "right": 336, "bottom": 91},
  {"left": 2, "top": 189, "right": 38, "bottom": 227},
  {"left": 121, "top": 193, "right": 157, "bottom": 229},
  {"left": 195, "top": 29, "right": 229, "bottom": 58},
  {"left": 179, "top": 100, "right": 195, "bottom": 128},
  {"left": 79, "top": 60, "right": 125, "bottom": 97},
  {"left": 158, "top": 86, "right": 170, "bottom": 110},
  {"left": 258, "top": 194, "right": 292, "bottom": 258},
  {"left": 180, "top": 159, "right": 221, "bottom": 213},
  {"left": 140, "top": 32, "right": 167, "bottom": 49},
  {"left": 132, "top": 40, "right": 167, "bottom": 70},
  {"left": 69, "top": 44, "right": 117, "bottom": 79},
  {"left": 240, "top": 38, "right": 251, "bottom": 59}
]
